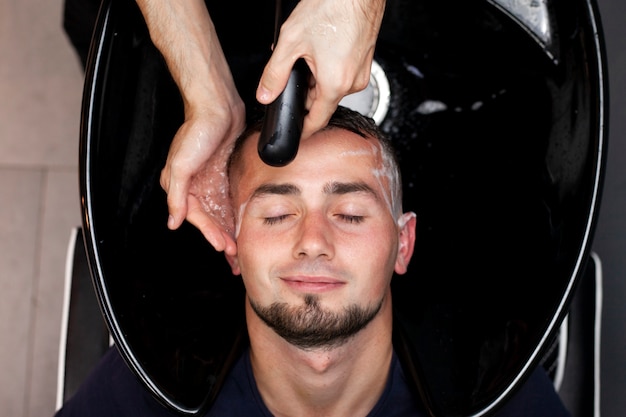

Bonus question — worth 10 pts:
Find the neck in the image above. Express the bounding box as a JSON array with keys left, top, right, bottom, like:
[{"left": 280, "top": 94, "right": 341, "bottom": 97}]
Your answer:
[{"left": 245, "top": 296, "right": 394, "bottom": 417}]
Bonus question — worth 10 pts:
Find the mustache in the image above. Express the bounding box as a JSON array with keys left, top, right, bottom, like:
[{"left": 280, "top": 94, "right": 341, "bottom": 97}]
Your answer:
[{"left": 273, "top": 260, "right": 349, "bottom": 280}]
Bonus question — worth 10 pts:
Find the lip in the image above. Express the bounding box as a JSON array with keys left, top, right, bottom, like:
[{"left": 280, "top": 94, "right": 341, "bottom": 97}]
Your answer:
[{"left": 280, "top": 276, "right": 345, "bottom": 293}]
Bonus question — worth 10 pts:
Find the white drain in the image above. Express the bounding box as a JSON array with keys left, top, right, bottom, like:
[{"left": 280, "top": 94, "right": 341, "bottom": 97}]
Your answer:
[{"left": 339, "top": 59, "right": 390, "bottom": 125}]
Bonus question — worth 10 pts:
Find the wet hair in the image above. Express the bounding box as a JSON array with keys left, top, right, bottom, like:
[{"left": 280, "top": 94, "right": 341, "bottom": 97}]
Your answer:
[{"left": 227, "top": 105, "right": 404, "bottom": 217}]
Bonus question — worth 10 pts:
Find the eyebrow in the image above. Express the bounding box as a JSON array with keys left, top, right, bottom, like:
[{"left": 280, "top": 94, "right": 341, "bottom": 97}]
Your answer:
[
  {"left": 250, "top": 181, "right": 378, "bottom": 199},
  {"left": 323, "top": 181, "right": 378, "bottom": 198},
  {"left": 251, "top": 183, "right": 301, "bottom": 199}
]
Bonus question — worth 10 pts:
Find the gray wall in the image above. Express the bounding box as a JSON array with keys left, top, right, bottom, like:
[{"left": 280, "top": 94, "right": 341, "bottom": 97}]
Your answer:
[{"left": 591, "top": 1, "right": 626, "bottom": 416}]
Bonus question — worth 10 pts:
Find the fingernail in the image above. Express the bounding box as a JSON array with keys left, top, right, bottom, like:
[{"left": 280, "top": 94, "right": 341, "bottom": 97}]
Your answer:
[
  {"left": 167, "top": 215, "right": 175, "bottom": 229},
  {"left": 258, "top": 87, "right": 270, "bottom": 102}
]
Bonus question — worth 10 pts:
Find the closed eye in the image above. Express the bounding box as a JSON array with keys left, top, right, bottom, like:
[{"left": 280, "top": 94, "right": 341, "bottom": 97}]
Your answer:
[
  {"left": 337, "top": 214, "right": 365, "bottom": 224},
  {"left": 264, "top": 214, "right": 291, "bottom": 225}
]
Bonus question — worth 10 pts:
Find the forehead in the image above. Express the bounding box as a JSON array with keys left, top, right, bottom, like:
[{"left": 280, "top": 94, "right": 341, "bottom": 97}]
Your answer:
[{"left": 232, "top": 128, "right": 385, "bottom": 196}]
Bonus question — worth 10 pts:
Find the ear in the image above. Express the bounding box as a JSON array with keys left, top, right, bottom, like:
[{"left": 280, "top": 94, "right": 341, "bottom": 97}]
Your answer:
[
  {"left": 394, "top": 212, "right": 417, "bottom": 275},
  {"left": 225, "top": 252, "right": 241, "bottom": 276}
]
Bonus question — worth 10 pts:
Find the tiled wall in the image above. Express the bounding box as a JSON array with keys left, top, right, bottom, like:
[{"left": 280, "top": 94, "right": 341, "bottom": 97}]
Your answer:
[{"left": 0, "top": 0, "right": 83, "bottom": 415}]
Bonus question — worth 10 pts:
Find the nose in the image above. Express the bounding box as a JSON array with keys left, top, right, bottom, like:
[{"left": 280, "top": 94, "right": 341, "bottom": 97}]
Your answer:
[{"left": 293, "top": 212, "right": 335, "bottom": 260}]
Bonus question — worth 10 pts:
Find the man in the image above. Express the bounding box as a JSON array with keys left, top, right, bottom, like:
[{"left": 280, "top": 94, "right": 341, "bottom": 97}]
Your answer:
[
  {"left": 217, "top": 105, "right": 419, "bottom": 416},
  {"left": 55, "top": 107, "right": 570, "bottom": 416}
]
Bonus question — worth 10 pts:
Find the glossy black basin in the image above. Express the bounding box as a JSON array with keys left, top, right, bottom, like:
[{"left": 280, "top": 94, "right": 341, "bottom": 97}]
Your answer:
[{"left": 79, "top": 0, "right": 608, "bottom": 415}]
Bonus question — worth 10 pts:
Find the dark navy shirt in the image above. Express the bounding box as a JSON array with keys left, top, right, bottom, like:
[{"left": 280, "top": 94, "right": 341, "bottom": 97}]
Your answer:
[
  {"left": 206, "top": 346, "right": 425, "bottom": 417},
  {"left": 55, "top": 346, "right": 570, "bottom": 416}
]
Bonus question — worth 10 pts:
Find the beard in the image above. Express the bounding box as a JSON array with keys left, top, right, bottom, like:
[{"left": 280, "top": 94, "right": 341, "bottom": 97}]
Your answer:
[{"left": 249, "top": 294, "right": 384, "bottom": 350}]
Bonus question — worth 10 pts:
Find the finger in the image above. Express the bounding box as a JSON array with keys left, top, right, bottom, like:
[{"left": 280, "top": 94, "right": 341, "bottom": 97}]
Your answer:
[
  {"left": 159, "top": 165, "right": 170, "bottom": 193},
  {"left": 166, "top": 174, "right": 191, "bottom": 230},
  {"left": 301, "top": 93, "right": 339, "bottom": 139},
  {"left": 186, "top": 197, "right": 227, "bottom": 252},
  {"left": 256, "top": 43, "right": 299, "bottom": 104},
  {"left": 222, "top": 232, "right": 238, "bottom": 257}
]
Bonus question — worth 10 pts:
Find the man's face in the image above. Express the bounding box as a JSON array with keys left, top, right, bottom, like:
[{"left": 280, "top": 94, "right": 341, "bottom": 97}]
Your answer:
[{"left": 227, "top": 128, "right": 415, "bottom": 349}]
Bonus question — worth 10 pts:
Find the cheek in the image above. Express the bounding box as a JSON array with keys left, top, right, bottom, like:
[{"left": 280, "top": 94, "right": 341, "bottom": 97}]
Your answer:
[
  {"left": 236, "top": 226, "right": 287, "bottom": 297},
  {"left": 238, "top": 221, "right": 284, "bottom": 257},
  {"left": 236, "top": 246, "right": 269, "bottom": 301},
  {"left": 236, "top": 232, "right": 269, "bottom": 279},
  {"left": 343, "top": 228, "right": 398, "bottom": 291}
]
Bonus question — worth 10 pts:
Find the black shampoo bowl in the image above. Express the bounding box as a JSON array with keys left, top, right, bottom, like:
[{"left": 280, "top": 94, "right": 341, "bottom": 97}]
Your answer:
[{"left": 79, "top": 0, "right": 608, "bottom": 415}]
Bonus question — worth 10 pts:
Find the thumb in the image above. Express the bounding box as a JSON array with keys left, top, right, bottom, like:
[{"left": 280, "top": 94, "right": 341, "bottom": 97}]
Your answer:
[
  {"left": 165, "top": 174, "right": 190, "bottom": 230},
  {"left": 256, "top": 52, "right": 294, "bottom": 104},
  {"left": 186, "top": 197, "right": 227, "bottom": 252}
]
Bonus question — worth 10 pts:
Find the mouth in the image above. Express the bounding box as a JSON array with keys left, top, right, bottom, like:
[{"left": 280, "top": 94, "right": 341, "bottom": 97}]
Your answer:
[{"left": 280, "top": 276, "right": 346, "bottom": 293}]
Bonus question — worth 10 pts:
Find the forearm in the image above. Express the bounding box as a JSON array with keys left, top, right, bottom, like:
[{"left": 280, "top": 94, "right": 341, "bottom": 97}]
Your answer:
[{"left": 135, "top": 0, "right": 240, "bottom": 115}]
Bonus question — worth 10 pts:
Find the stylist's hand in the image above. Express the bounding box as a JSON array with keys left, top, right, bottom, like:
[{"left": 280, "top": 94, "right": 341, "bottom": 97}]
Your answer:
[
  {"left": 161, "top": 106, "right": 244, "bottom": 256},
  {"left": 256, "top": 0, "right": 386, "bottom": 139},
  {"left": 137, "top": 0, "right": 244, "bottom": 255}
]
